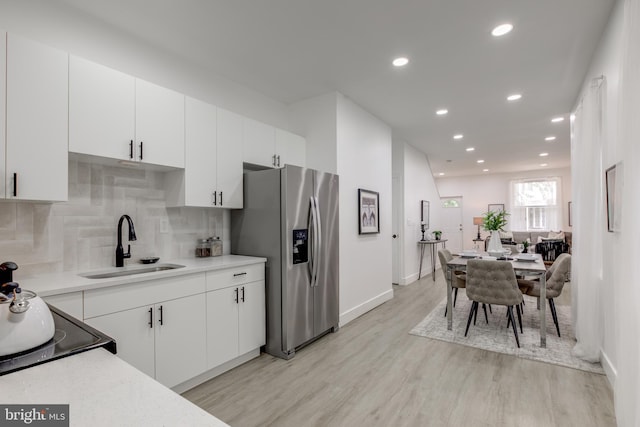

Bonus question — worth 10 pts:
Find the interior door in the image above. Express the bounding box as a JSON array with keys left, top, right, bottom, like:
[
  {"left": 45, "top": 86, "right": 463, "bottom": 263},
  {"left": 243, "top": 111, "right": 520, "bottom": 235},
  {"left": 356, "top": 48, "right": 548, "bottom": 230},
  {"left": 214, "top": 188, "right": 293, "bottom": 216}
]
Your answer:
[{"left": 440, "top": 197, "right": 463, "bottom": 254}]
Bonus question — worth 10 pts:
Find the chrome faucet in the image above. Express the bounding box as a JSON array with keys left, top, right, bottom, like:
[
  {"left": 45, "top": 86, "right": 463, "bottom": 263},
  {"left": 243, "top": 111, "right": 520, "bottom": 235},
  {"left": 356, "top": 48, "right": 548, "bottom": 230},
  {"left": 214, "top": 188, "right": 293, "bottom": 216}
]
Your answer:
[{"left": 116, "top": 215, "right": 137, "bottom": 267}]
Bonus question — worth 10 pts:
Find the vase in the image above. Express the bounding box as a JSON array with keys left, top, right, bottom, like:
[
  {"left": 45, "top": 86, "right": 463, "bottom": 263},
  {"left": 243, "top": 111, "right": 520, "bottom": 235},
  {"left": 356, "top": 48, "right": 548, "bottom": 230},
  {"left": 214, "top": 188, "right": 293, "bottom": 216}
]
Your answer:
[{"left": 487, "top": 230, "right": 504, "bottom": 254}]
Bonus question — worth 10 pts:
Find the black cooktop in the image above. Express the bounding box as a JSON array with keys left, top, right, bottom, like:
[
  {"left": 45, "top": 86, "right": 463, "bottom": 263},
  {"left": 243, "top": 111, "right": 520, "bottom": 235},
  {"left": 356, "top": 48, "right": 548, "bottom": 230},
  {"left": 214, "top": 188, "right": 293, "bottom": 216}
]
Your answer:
[{"left": 0, "top": 305, "right": 116, "bottom": 376}]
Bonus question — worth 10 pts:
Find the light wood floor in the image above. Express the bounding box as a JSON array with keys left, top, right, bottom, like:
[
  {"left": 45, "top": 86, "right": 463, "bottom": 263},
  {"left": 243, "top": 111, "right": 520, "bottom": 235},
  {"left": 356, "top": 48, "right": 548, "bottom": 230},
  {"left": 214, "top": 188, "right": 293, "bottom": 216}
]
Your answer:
[{"left": 183, "top": 272, "right": 615, "bottom": 427}]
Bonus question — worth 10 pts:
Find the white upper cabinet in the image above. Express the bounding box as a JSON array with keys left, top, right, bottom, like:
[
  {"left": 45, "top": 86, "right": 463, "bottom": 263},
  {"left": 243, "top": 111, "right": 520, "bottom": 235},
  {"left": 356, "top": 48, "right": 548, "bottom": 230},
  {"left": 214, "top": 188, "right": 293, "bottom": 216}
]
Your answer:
[
  {"left": 69, "top": 56, "right": 135, "bottom": 161},
  {"left": 243, "top": 117, "right": 306, "bottom": 168},
  {"left": 135, "top": 79, "right": 185, "bottom": 168},
  {"left": 69, "top": 57, "right": 184, "bottom": 168},
  {"left": 242, "top": 117, "right": 276, "bottom": 168},
  {"left": 216, "top": 108, "right": 243, "bottom": 208},
  {"left": 276, "top": 129, "right": 306, "bottom": 169},
  {"left": 5, "top": 33, "right": 68, "bottom": 202},
  {"left": 166, "top": 100, "right": 243, "bottom": 208}
]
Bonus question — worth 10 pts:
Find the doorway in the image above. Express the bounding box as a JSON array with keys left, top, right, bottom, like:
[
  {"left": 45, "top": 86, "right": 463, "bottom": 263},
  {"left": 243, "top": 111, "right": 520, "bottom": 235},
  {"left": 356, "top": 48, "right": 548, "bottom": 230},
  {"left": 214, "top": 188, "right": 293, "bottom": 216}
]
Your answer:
[{"left": 440, "top": 197, "right": 463, "bottom": 254}]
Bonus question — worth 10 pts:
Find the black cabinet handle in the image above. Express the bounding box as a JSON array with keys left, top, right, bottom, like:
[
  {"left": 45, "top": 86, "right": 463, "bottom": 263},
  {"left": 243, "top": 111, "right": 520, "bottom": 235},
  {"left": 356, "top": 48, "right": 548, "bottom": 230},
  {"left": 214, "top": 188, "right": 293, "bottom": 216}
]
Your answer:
[
  {"left": 233, "top": 272, "right": 247, "bottom": 277},
  {"left": 213, "top": 191, "right": 217, "bottom": 206},
  {"left": 148, "top": 307, "right": 153, "bottom": 328},
  {"left": 219, "top": 191, "right": 223, "bottom": 205},
  {"left": 241, "top": 286, "right": 245, "bottom": 302},
  {"left": 139, "top": 141, "right": 144, "bottom": 160},
  {"left": 129, "top": 140, "right": 134, "bottom": 159},
  {"left": 277, "top": 155, "right": 281, "bottom": 167},
  {"left": 12, "top": 173, "right": 17, "bottom": 197},
  {"left": 234, "top": 288, "right": 239, "bottom": 304},
  {"left": 272, "top": 154, "right": 276, "bottom": 167},
  {"left": 158, "top": 305, "right": 164, "bottom": 326}
]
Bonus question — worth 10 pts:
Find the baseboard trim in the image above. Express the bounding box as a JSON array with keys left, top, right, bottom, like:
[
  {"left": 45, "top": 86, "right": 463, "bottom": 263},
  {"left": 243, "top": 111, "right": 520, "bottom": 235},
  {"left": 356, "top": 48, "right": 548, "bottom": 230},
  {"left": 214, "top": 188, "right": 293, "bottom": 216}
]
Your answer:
[
  {"left": 172, "top": 348, "right": 260, "bottom": 394},
  {"left": 600, "top": 348, "right": 616, "bottom": 389},
  {"left": 339, "top": 288, "right": 394, "bottom": 326}
]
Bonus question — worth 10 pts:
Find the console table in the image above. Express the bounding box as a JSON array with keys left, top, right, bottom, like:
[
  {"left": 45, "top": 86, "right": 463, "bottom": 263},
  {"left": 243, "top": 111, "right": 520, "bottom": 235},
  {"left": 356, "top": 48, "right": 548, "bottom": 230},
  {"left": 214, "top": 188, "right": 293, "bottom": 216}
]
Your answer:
[{"left": 418, "top": 239, "right": 448, "bottom": 281}]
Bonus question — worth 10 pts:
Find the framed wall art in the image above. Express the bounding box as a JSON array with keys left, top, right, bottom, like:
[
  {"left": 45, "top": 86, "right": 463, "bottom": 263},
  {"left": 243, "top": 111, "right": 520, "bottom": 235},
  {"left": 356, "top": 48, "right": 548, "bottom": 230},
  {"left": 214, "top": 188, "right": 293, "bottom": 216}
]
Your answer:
[
  {"left": 488, "top": 203, "right": 505, "bottom": 213},
  {"left": 358, "top": 189, "right": 380, "bottom": 234},
  {"left": 568, "top": 201, "right": 572, "bottom": 227},
  {"left": 605, "top": 163, "right": 621, "bottom": 232},
  {"left": 421, "top": 200, "right": 429, "bottom": 229}
]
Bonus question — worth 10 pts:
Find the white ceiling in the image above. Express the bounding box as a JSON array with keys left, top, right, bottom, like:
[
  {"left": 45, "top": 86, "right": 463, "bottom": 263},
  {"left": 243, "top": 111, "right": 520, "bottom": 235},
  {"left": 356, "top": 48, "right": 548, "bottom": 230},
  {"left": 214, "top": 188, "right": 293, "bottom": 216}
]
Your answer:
[{"left": 58, "top": 0, "right": 615, "bottom": 177}]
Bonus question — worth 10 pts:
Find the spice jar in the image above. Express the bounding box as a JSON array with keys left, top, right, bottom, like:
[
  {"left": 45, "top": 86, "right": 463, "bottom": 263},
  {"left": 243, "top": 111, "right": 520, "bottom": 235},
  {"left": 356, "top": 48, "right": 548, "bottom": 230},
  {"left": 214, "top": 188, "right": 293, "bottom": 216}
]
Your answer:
[
  {"left": 195, "top": 238, "right": 212, "bottom": 257},
  {"left": 209, "top": 237, "right": 222, "bottom": 257}
]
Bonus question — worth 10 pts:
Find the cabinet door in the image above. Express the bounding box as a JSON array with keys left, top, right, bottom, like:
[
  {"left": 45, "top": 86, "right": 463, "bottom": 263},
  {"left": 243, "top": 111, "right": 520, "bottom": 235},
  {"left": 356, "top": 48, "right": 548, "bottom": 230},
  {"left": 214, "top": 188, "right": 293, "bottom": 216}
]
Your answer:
[
  {"left": 206, "top": 287, "right": 240, "bottom": 369},
  {"left": 6, "top": 34, "right": 68, "bottom": 201},
  {"left": 135, "top": 79, "right": 185, "bottom": 168},
  {"left": 69, "top": 56, "right": 135, "bottom": 160},
  {"left": 242, "top": 117, "right": 275, "bottom": 168},
  {"left": 275, "top": 129, "right": 306, "bottom": 168},
  {"left": 217, "top": 108, "right": 243, "bottom": 208},
  {"left": 184, "top": 97, "right": 217, "bottom": 207},
  {"left": 238, "top": 280, "right": 266, "bottom": 355},
  {"left": 154, "top": 294, "right": 207, "bottom": 388},
  {"left": 0, "top": 31, "right": 6, "bottom": 199},
  {"left": 85, "top": 306, "right": 155, "bottom": 379}
]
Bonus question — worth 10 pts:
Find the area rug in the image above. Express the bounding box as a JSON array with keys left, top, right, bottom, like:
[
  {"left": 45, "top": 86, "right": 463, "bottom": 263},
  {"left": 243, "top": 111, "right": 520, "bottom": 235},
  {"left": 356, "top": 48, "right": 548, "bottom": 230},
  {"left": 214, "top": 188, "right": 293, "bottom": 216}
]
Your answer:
[{"left": 410, "top": 296, "right": 604, "bottom": 374}]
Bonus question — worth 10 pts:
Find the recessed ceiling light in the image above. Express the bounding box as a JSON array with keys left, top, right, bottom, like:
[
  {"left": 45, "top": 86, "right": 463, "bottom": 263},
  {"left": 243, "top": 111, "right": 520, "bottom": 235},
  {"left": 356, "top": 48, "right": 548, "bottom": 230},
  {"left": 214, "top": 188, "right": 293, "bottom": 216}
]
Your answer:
[
  {"left": 436, "top": 109, "right": 448, "bottom": 116},
  {"left": 453, "top": 134, "right": 464, "bottom": 140},
  {"left": 539, "top": 152, "right": 549, "bottom": 157},
  {"left": 466, "top": 147, "right": 475, "bottom": 152},
  {"left": 392, "top": 57, "right": 409, "bottom": 67},
  {"left": 477, "top": 159, "right": 485, "bottom": 164},
  {"left": 492, "top": 23, "right": 513, "bottom": 37},
  {"left": 438, "top": 172, "right": 445, "bottom": 176},
  {"left": 551, "top": 116, "right": 564, "bottom": 123},
  {"left": 483, "top": 169, "right": 489, "bottom": 172},
  {"left": 507, "top": 93, "right": 522, "bottom": 101},
  {"left": 545, "top": 136, "right": 556, "bottom": 141},
  {"left": 540, "top": 163, "right": 548, "bottom": 167}
]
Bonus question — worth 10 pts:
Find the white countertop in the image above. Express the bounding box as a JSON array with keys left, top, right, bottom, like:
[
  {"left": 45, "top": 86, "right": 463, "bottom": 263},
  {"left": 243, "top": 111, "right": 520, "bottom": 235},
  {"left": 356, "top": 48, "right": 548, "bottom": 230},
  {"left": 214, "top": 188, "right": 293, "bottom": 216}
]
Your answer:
[
  {"left": 1, "top": 348, "right": 229, "bottom": 427},
  {"left": 18, "top": 255, "right": 266, "bottom": 297}
]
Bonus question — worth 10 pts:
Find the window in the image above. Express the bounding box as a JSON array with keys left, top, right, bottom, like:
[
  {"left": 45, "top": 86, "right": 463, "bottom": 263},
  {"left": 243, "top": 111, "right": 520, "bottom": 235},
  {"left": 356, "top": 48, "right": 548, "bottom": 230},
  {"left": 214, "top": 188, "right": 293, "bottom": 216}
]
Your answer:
[
  {"left": 509, "top": 177, "right": 561, "bottom": 231},
  {"left": 442, "top": 198, "right": 460, "bottom": 208}
]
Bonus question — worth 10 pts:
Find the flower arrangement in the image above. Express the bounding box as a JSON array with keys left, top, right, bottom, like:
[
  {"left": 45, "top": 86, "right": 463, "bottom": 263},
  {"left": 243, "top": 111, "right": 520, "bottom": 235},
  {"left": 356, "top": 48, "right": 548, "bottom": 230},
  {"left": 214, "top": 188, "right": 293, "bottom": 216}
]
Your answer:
[
  {"left": 482, "top": 210, "right": 509, "bottom": 231},
  {"left": 433, "top": 230, "right": 442, "bottom": 240}
]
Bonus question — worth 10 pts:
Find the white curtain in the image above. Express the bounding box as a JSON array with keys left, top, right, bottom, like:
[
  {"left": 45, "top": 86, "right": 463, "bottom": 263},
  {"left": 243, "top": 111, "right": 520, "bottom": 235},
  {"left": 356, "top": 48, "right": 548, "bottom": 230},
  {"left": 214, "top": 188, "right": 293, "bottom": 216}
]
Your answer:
[
  {"left": 615, "top": 0, "right": 640, "bottom": 425},
  {"left": 570, "top": 77, "right": 604, "bottom": 363}
]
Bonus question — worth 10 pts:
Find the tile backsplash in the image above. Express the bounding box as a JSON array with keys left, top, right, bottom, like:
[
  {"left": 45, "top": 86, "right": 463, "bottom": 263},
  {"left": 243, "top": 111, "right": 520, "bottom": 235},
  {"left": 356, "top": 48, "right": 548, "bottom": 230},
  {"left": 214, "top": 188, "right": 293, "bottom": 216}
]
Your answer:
[{"left": 0, "top": 158, "right": 229, "bottom": 277}]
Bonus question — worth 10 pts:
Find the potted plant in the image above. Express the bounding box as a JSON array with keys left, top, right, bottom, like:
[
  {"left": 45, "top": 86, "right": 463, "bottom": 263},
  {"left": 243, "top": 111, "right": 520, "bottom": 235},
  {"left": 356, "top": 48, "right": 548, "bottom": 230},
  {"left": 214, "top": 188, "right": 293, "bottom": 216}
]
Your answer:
[
  {"left": 482, "top": 210, "right": 509, "bottom": 255},
  {"left": 432, "top": 230, "right": 442, "bottom": 240}
]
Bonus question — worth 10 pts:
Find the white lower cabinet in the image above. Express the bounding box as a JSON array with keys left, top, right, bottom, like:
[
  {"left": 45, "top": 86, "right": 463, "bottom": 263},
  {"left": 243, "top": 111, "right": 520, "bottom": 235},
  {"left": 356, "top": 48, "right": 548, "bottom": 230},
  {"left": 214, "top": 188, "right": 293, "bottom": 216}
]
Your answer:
[
  {"left": 83, "top": 273, "right": 207, "bottom": 388},
  {"left": 205, "top": 265, "right": 266, "bottom": 370}
]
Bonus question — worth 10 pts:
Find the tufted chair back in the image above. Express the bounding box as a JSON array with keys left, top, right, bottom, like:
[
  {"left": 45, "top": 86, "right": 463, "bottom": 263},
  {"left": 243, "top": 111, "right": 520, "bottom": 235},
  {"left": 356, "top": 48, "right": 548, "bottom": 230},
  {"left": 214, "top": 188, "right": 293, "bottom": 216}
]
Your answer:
[
  {"left": 437, "top": 249, "right": 453, "bottom": 268},
  {"left": 544, "top": 253, "right": 571, "bottom": 298},
  {"left": 466, "top": 259, "right": 523, "bottom": 306}
]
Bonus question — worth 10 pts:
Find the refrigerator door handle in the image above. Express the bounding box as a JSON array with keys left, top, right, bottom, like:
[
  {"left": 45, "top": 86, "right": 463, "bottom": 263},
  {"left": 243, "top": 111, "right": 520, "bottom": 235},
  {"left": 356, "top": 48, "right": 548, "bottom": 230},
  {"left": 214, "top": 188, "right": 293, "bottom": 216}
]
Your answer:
[
  {"left": 313, "top": 196, "right": 322, "bottom": 288},
  {"left": 308, "top": 196, "right": 317, "bottom": 287}
]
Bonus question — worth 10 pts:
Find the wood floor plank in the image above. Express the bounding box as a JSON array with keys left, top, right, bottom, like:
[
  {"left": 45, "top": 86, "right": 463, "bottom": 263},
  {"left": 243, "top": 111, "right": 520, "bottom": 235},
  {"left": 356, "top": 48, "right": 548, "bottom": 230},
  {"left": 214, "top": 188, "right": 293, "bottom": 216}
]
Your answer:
[{"left": 183, "top": 272, "right": 615, "bottom": 426}]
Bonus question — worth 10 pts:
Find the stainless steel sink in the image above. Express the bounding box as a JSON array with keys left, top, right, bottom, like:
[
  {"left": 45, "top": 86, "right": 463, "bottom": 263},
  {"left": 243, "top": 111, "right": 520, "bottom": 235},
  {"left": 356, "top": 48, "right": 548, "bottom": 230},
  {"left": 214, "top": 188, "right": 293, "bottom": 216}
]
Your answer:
[{"left": 80, "top": 263, "right": 185, "bottom": 279}]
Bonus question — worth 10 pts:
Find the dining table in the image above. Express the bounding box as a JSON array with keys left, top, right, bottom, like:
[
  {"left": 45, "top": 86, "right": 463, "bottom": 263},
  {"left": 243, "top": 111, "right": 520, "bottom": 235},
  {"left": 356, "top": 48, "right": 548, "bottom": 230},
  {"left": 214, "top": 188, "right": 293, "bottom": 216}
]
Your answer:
[{"left": 445, "top": 252, "right": 548, "bottom": 347}]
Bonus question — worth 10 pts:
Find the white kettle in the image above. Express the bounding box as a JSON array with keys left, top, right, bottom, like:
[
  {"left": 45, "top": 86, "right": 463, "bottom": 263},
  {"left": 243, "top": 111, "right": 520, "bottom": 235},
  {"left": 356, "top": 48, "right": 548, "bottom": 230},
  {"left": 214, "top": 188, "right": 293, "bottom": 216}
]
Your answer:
[{"left": 0, "top": 262, "right": 55, "bottom": 357}]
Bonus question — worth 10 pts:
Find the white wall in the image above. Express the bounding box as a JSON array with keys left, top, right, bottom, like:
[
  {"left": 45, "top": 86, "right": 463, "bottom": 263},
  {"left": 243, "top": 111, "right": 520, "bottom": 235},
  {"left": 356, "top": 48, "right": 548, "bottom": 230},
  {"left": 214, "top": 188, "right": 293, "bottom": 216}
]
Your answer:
[
  {"left": 436, "top": 167, "right": 572, "bottom": 249},
  {"left": 572, "top": 1, "right": 640, "bottom": 424},
  {"left": 0, "top": 0, "right": 293, "bottom": 131},
  {"left": 336, "top": 94, "right": 394, "bottom": 324},
  {"left": 392, "top": 140, "right": 443, "bottom": 284}
]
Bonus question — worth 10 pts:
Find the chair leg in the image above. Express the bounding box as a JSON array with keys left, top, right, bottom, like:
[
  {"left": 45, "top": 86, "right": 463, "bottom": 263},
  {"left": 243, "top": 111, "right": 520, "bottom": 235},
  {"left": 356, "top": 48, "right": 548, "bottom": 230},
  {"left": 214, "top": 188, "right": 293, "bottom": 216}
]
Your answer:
[
  {"left": 507, "top": 306, "right": 520, "bottom": 348},
  {"left": 482, "top": 303, "right": 488, "bottom": 324},
  {"left": 488, "top": 304, "right": 492, "bottom": 314},
  {"left": 465, "top": 301, "right": 478, "bottom": 337},
  {"left": 516, "top": 304, "right": 523, "bottom": 334},
  {"left": 453, "top": 288, "right": 459, "bottom": 307},
  {"left": 549, "top": 298, "right": 561, "bottom": 337},
  {"left": 473, "top": 301, "right": 478, "bottom": 325}
]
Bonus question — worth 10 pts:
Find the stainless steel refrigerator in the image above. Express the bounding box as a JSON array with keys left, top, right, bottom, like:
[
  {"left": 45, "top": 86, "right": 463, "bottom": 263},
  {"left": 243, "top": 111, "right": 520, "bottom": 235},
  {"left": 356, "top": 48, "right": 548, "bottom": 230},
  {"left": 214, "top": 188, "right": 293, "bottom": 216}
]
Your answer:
[{"left": 231, "top": 165, "right": 339, "bottom": 360}]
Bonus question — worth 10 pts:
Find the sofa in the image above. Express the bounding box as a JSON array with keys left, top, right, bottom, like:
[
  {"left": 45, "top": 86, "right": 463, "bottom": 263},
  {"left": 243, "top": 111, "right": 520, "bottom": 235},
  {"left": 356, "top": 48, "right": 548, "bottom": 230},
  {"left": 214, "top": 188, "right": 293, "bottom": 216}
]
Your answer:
[{"left": 484, "top": 230, "right": 572, "bottom": 252}]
